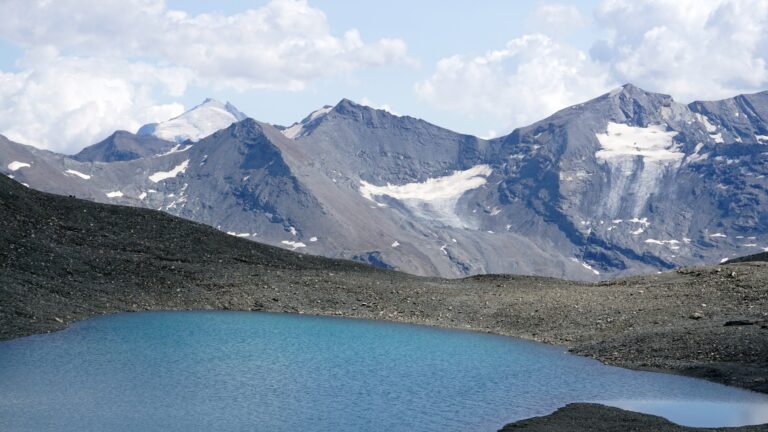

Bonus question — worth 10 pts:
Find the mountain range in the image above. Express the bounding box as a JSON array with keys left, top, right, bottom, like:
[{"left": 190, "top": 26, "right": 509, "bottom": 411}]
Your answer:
[{"left": 2, "top": 84, "right": 767, "bottom": 281}]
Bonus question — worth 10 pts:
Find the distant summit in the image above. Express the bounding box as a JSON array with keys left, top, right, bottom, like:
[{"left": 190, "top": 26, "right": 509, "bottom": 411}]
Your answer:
[
  {"left": 138, "top": 99, "right": 248, "bottom": 143},
  {"left": 279, "top": 105, "right": 334, "bottom": 139},
  {"left": 72, "top": 130, "right": 177, "bottom": 162},
  {"left": 278, "top": 99, "right": 403, "bottom": 140}
]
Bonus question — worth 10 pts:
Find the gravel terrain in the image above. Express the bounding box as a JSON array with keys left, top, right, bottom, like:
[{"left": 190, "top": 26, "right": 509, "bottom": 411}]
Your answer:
[{"left": 1, "top": 174, "right": 767, "bottom": 431}]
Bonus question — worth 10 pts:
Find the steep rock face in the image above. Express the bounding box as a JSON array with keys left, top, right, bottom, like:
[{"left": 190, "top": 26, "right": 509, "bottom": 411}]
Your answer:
[
  {"left": 291, "top": 99, "right": 491, "bottom": 183},
  {"left": 488, "top": 84, "right": 768, "bottom": 275},
  {"left": 280, "top": 99, "right": 581, "bottom": 277},
  {"left": 488, "top": 85, "right": 688, "bottom": 275},
  {"left": 3, "top": 86, "right": 768, "bottom": 280},
  {"left": 157, "top": 119, "right": 331, "bottom": 246}
]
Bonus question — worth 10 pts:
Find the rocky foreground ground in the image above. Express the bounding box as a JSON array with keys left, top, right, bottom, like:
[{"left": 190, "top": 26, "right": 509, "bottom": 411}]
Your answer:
[{"left": 1, "top": 174, "right": 767, "bottom": 431}]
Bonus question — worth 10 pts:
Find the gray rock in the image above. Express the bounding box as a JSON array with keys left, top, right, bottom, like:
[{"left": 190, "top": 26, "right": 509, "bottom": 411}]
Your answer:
[{"left": 72, "top": 131, "right": 177, "bottom": 162}]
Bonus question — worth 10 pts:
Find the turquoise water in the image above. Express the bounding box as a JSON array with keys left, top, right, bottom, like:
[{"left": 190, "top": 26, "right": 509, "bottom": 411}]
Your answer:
[{"left": 1, "top": 311, "right": 767, "bottom": 431}]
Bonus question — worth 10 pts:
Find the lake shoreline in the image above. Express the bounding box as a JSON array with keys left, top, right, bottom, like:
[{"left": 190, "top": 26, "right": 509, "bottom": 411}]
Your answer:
[
  {"left": 5, "top": 266, "right": 766, "bottom": 393},
  {"left": 4, "top": 306, "right": 768, "bottom": 432},
  {"left": 3, "top": 177, "right": 767, "bottom": 430}
]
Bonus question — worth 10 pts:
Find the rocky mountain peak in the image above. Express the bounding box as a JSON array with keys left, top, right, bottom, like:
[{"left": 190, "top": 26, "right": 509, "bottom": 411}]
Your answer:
[
  {"left": 225, "top": 117, "right": 264, "bottom": 139},
  {"left": 71, "top": 129, "right": 177, "bottom": 162},
  {"left": 331, "top": 98, "right": 402, "bottom": 119},
  {"left": 580, "top": 83, "right": 677, "bottom": 128},
  {"left": 332, "top": 98, "right": 361, "bottom": 114}
]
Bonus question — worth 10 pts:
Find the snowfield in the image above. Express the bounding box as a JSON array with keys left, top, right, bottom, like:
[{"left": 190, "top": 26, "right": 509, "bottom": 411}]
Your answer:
[
  {"left": 281, "top": 106, "right": 333, "bottom": 139},
  {"left": 595, "top": 123, "right": 682, "bottom": 216},
  {"left": 7, "top": 161, "right": 30, "bottom": 171},
  {"left": 158, "top": 144, "right": 194, "bottom": 157},
  {"left": 149, "top": 160, "right": 190, "bottom": 183},
  {"left": 281, "top": 240, "right": 306, "bottom": 250},
  {"left": 149, "top": 99, "right": 246, "bottom": 143},
  {"left": 595, "top": 123, "right": 682, "bottom": 162},
  {"left": 359, "top": 165, "right": 492, "bottom": 228},
  {"left": 65, "top": 169, "right": 91, "bottom": 180}
]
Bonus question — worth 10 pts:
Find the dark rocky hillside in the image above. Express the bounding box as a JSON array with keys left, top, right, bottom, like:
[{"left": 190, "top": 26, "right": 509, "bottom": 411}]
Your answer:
[{"left": 0, "top": 173, "right": 398, "bottom": 339}]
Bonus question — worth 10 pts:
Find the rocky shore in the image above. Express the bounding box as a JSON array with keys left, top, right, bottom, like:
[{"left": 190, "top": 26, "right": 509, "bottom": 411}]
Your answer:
[
  {"left": 499, "top": 404, "right": 768, "bottom": 431},
  {"left": 2, "top": 174, "right": 767, "bottom": 430}
]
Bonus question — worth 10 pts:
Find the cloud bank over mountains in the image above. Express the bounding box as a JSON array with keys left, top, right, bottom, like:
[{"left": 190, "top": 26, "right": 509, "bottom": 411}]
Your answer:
[
  {"left": 0, "top": 0, "right": 411, "bottom": 153},
  {"left": 416, "top": 0, "right": 768, "bottom": 135},
  {"left": 0, "top": 0, "right": 766, "bottom": 151}
]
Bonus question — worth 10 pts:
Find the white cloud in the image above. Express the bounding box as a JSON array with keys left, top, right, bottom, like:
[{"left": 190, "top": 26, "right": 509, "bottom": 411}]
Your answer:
[
  {"left": 527, "top": 3, "right": 591, "bottom": 39},
  {"left": 0, "top": 0, "right": 412, "bottom": 91},
  {"left": 414, "top": 34, "right": 615, "bottom": 130},
  {"left": 359, "top": 97, "right": 400, "bottom": 116},
  {"left": 479, "top": 130, "right": 499, "bottom": 140},
  {"left": 592, "top": 0, "right": 768, "bottom": 101},
  {"left": 0, "top": 0, "right": 411, "bottom": 153},
  {"left": 0, "top": 48, "right": 187, "bottom": 154},
  {"left": 416, "top": 0, "right": 768, "bottom": 131}
]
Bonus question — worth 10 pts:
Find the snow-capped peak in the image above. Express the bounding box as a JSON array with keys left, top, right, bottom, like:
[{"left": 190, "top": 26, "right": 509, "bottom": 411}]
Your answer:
[
  {"left": 281, "top": 105, "right": 333, "bottom": 139},
  {"left": 138, "top": 99, "right": 248, "bottom": 143}
]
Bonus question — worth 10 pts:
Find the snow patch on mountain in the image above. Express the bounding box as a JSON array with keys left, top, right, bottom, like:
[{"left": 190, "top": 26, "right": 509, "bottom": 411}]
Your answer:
[
  {"left": 628, "top": 217, "right": 651, "bottom": 226},
  {"left": 140, "top": 99, "right": 247, "bottom": 143},
  {"left": 645, "top": 239, "right": 681, "bottom": 249},
  {"left": 149, "top": 160, "right": 189, "bottom": 183},
  {"left": 281, "top": 240, "right": 306, "bottom": 250},
  {"left": 696, "top": 113, "right": 718, "bottom": 133},
  {"left": 106, "top": 191, "right": 123, "bottom": 198},
  {"left": 281, "top": 124, "right": 303, "bottom": 139},
  {"left": 282, "top": 106, "right": 333, "bottom": 139},
  {"left": 596, "top": 123, "right": 682, "bottom": 216},
  {"left": 582, "top": 262, "right": 600, "bottom": 275},
  {"left": 7, "top": 161, "right": 30, "bottom": 171},
  {"left": 571, "top": 257, "right": 600, "bottom": 275},
  {"left": 596, "top": 123, "right": 681, "bottom": 161},
  {"left": 694, "top": 113, "right": 726, "bottom": 143},
  {"left": 307, "top": 106, "right": 333, "bottom": 122},
  {"left": 158, "top": 144, "right": 194, "bottom": 157},
  {"left": 360, "top": 165, "right": 492, "bottom": 228},
  {"left": 227, "top": 232, "right": 252, "bottom": 238},
  {"left": 64, "top": 169, "right": 91, "bottom": 180}
]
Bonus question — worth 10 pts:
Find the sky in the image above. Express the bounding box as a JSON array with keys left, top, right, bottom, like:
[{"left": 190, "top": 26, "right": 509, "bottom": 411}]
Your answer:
[{"left": 0, "top": 0, "right": 766, "bottom": 154}]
